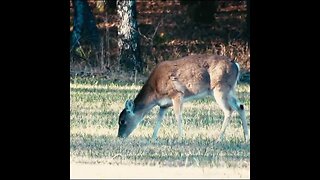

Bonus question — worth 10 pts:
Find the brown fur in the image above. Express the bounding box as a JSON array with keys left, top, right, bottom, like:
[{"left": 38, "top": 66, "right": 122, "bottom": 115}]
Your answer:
[
  {"left": 134, "top": 54, "right": 238, "bottom": 110},
  {"left": 118, "top": 54, "right": 249, "bottom": 142}
]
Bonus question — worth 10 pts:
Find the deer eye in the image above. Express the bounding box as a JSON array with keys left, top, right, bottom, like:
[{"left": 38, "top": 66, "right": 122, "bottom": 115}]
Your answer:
[{"left": 120, "top": 120, "right": 126, "bottom": 125}]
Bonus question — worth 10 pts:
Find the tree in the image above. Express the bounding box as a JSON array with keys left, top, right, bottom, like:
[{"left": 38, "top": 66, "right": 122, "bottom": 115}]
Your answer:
[
  {"left": 117, "top": 0, "right": 143, "bottom": 72},
  {"left": 180, "top": 0, "right": 218, "bottom": 24},
  {"left": 247, "top": 0, "right": 250, "bottom": 48},
  {"left": 70, "top": 0, "right": 100, "bottom": 59}
]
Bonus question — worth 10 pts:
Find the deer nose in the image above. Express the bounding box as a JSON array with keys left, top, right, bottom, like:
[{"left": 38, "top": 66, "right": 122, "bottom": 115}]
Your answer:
[{"left": 117, "top": 133, "right": 127, "bottom": 138}]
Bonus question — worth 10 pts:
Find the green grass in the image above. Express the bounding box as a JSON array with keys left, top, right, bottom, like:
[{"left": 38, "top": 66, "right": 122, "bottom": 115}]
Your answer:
[{"left": 70, "top": 77, "right": 250, "bottom": 169}]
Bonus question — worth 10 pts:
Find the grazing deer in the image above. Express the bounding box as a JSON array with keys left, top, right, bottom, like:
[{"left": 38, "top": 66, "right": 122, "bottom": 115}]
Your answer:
[{"left": 117, "top": 54, "right": 249, "bottom": 142}]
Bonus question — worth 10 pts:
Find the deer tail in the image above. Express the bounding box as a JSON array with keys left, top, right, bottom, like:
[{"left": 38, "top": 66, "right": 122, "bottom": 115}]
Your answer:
[{"left": 233, "top": 61, "right": 241, "bottom": 89}]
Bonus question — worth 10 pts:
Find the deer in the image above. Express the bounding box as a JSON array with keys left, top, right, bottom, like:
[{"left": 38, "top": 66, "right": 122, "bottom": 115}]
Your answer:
[{"left": 117, "top": 54, "right": 249, "bottom": 143}]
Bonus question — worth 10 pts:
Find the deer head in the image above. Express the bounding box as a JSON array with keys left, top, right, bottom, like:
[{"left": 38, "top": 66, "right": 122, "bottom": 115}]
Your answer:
[{"left": 117, "top": 99, "right": 143, "bottom": 138}]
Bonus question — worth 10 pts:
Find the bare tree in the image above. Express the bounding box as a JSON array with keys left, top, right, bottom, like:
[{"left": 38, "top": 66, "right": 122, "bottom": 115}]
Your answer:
[
  {"left": 247, "top": 0, "right": 250, "bottom": 48},
  {"left": 117, "top": 0, "right": 143, "bottom": 72},
  {"left": 70, "top": 0, "right": 100, "bottom": 64}
]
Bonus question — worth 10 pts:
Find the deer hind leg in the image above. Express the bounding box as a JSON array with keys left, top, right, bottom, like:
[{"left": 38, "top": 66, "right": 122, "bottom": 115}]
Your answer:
[
  {"left": 213, "top": 86, "right": 234, "bottom": 142},
  {"left": 229, "top": 93, "right": 249, "bottom": 143},
  {"left": 172, "top": 94, "right": 184, "bottom": 138},
  {"left": 214, "top": 86, "right": 249, "bottom": 143},
  {"left": 152, "top": 107, "right": 168, "bottom": 140}
]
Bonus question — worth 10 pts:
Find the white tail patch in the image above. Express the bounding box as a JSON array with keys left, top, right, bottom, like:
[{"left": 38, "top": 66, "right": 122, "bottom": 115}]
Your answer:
[{"left": 234, "top": 62, "right": 241, "bottom": 88}]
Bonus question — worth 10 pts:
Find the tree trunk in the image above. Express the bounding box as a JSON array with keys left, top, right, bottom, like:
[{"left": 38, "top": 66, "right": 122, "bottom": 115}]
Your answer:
[
  {"left": 247, "top": 0, "right": 250, "bottom": 48},
  {"left": 117, "top": 0, "right": 143, "bottom": 72},
  {"left": 70, "top": 0, "right": 100, "bottom": 51}
]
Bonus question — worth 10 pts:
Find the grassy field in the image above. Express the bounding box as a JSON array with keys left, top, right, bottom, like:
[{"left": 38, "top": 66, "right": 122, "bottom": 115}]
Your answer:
[{"left": 70, "top": 77, "right": 250, "bottom": 178}]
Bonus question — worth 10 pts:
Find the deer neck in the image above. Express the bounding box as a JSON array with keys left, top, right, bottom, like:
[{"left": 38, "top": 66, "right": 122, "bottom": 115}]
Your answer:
[{"left": 133, "top": 85, "right": 157, "bottom": 117}]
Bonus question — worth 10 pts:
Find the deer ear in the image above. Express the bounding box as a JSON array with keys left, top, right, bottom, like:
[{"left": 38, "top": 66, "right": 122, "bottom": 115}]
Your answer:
[{"left": 125, "top": 99, "right": 134, "bottom": 114}]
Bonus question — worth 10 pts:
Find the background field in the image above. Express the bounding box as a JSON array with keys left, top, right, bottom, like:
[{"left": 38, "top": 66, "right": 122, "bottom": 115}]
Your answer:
[{"left": 70, "top": 77, "right": 250, "bottom": 178}]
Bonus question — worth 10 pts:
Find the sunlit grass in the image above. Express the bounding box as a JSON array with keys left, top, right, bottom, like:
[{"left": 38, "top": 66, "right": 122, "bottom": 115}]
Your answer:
[{"left": 70, "top": 78, "right": 250, "bottom": 169}]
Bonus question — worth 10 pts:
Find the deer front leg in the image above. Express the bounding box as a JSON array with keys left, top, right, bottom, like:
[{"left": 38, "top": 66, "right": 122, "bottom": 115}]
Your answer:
[
  {"left": 172, "top": 94, "right": 184, "bottom": 139},
  {"left": 152, "top": 107, "right": 168, "bottom": 140},
  {"left": 237, "top": 104, "right": 250, "bottom": 143},
  {"left": 216, "top": 110, "right": 232, "bottom": 142}
]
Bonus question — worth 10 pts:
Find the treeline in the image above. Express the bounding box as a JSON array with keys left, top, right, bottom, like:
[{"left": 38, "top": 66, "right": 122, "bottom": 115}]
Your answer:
[{"left": 70, "top": 0, "right": 250, "bottom": 79}]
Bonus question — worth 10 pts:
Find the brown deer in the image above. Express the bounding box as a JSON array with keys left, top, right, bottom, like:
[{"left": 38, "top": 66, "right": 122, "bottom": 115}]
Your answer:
[{"left": 117, "top": 54, "right": 249, "bottom": 142}]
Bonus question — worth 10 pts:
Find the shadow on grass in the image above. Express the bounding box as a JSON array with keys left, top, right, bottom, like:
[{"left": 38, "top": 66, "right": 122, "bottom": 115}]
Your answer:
[{"left": 70, "top": 132, "right": 250, "bottom": 167}]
